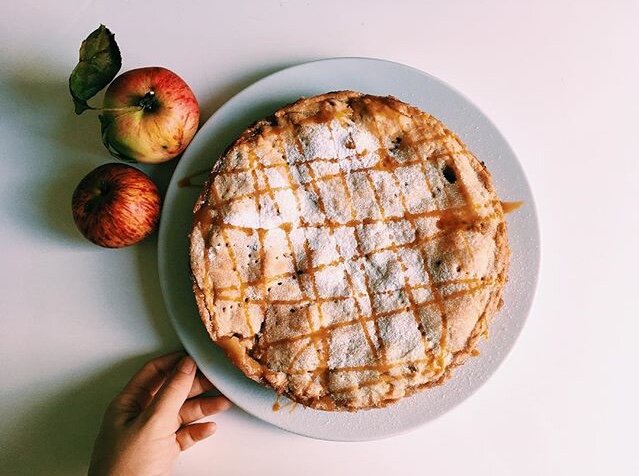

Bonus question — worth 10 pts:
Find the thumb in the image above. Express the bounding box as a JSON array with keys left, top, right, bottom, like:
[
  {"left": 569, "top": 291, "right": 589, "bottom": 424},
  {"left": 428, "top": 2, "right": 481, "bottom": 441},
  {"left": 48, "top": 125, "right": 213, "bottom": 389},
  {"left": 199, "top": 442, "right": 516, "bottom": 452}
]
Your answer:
[{"left": 145, "top": 356, "right": 197, "bottom": 424}]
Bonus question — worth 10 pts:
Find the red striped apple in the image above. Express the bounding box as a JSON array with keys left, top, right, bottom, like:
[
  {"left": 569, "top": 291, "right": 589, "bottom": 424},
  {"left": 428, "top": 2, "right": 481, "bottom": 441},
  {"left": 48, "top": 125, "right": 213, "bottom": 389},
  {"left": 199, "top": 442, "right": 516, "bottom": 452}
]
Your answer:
[
  {"left": 72, "top": 163, "right": 161, "bottom": 248},
  {"left": 100, "top": 67, "right": 200, "bottom": 164}
]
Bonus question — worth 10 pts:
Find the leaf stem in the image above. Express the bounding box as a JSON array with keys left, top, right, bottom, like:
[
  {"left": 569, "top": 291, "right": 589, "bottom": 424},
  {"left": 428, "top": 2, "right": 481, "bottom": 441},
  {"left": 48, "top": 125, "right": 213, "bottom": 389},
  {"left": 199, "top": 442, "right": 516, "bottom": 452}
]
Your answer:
[{"left": 99, "top": 105, "right": 144, "bottom": 113}]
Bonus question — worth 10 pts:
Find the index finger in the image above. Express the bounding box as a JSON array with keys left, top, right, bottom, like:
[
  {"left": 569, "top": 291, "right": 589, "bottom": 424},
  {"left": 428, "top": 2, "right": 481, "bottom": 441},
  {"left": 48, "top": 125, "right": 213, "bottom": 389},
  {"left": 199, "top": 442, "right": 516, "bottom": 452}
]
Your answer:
[{"left": 146, "top": 356, "right": 197, "bottom": 421}]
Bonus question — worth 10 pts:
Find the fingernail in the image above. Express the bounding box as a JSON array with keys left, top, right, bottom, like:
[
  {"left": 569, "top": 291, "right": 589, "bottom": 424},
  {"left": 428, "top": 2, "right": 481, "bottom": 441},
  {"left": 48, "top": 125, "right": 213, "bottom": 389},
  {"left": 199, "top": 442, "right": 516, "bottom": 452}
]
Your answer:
[
  {"left": 219, "top": 398, "right": 233, "bottom": 410},
  {"left": 177, "top": 356, "right": 196, "bottom": 374}
]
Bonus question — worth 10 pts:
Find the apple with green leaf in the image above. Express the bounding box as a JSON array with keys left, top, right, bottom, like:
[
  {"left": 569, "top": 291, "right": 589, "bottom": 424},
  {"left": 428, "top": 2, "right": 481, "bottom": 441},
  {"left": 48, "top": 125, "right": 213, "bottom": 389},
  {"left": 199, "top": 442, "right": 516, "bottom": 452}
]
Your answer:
[{"left": 69, "top": 25, "right": 200, "bottom": 163}]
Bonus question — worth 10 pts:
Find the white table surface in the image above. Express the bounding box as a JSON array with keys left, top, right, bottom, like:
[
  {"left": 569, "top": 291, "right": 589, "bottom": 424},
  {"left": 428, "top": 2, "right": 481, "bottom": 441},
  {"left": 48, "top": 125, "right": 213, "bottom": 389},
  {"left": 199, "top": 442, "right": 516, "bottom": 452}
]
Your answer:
[{"left": 1, "top": 1, "right": 637, "bottom": 475}]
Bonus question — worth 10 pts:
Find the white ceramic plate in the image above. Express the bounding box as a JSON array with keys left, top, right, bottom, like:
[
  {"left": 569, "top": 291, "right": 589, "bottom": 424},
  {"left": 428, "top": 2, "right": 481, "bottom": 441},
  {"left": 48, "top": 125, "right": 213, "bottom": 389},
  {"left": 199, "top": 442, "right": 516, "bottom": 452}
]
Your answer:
[{"left": 158, "top": 58, "right": 540, "bottom": 441}]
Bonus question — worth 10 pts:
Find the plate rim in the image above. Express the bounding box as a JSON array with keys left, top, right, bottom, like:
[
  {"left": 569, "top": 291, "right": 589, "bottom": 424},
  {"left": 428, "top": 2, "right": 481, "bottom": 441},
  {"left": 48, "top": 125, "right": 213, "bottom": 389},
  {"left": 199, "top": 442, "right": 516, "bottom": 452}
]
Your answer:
[{"left": 158, "top": 56, "right": 541, "bottom": 441}]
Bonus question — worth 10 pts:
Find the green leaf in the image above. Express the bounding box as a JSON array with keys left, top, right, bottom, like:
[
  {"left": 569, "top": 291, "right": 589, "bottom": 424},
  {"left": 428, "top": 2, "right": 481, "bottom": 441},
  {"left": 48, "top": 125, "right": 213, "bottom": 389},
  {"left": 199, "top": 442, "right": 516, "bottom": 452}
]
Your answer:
[{"left": 69, "top": 25, "right": 122, "bottom": 115}]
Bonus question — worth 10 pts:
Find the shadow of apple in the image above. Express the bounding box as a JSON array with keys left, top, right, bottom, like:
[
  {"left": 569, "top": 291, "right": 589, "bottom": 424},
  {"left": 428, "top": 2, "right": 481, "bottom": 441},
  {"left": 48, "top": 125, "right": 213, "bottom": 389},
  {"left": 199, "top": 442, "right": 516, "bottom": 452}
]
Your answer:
[{"left": 5, "top": 74, "right": 103, "bottom": 247}]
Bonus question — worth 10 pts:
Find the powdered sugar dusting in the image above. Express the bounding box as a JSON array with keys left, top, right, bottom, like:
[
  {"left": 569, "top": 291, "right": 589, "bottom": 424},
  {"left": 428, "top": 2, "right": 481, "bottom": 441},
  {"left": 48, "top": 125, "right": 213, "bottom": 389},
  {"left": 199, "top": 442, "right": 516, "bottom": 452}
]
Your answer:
[{"left": 190, "top": 91, "right": 508, "bottom": 410}]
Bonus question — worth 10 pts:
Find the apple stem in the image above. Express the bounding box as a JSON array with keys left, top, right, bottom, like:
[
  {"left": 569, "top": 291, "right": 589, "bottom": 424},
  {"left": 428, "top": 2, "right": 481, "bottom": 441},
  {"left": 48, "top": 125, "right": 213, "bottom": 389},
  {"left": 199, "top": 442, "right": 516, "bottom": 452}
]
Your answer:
[{"left": 138, "top": 91, "right": 156, "bottom": 112}]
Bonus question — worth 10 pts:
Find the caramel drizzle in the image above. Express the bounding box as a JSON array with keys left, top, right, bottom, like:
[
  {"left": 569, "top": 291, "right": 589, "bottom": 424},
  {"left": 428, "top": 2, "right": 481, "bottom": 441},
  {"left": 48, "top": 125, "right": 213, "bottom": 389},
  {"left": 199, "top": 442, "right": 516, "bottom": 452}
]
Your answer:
[
  {"left": 212, "top": 152, "right": 458, "bottom": 209},
  {"left": 293, "top": 122, "right": 384, "bottom": 392},
  {"left": 290, "top": 134, "right": 335, "bottom": 392},
  {"left": 196, "top": 99, "right": 504, "bottom": 402},
  {"left": 216, "top": 276, "right": 496, "bottom": 306},
  {"left": 323, "top": 120, "right": 385, "bottom": 368},
  {"left": 264, "top": 280, "right": 495, "bottom": 348},
  {"left": 178, "top": 167, "right": 210, "bottom": 188},
  {"left": 431, "top": 133, "right": 482, "bottom": 264},
  {"left": 501, "top": 201, "right": 523, "bottom": 214},
  {"left": 212, "top": 198, "right": 497, "bottom": 358},
  {"left": 277, "top": 137, "right": 325, "bottom": 373},
  {"left": 398, "top": 108, "right": 478, "bottom": 373},
  {"left": 245, "top": 150, "right": 271, "bottom": 345},
  {"left": 219, "top": 227, "right": 254, "bottom": 335},
  {"left": 406, "top": 121, "right": 452, "bottom": 364},
  {"left": 359, "top": 102, "right": 437, "bottom": 374},
  {"left": 272, "top": 394, "right": 299, "bottom": 413},
  {"left": 355, "top": 126, "right": 399, "bottom": 368},
  {"left": 198, "top": 184, "right": 224, "bottom": 332},
  {"left": 214, "top": 134, "right": 447, "bottom": 177},
  {"left": 401, "top": 127, "right": 451, "bottom": 363},
  {"left": 211, "top": 201, "right": 498, "bottom": 236},
  {"left": 411, "top": 124, "right": 502, "bottom": 375},
  {"left": 290, "top": 356, "right": 432, "bottom": 376}
]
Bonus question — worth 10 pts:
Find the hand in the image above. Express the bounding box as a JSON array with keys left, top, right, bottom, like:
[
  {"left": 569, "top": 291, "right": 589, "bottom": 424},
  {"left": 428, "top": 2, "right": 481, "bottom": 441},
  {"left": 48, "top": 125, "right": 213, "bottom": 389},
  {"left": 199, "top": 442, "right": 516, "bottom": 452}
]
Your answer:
[{"left": 89, "top": 352, "right": 232, "bottom": 476}]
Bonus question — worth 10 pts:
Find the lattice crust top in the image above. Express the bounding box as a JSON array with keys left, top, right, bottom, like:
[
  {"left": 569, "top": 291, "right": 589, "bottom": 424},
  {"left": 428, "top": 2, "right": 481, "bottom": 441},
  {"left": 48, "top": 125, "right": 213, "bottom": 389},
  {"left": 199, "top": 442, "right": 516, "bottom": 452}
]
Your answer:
[{"left": 190, "top": 91, "right": 510, "bottom": 411}]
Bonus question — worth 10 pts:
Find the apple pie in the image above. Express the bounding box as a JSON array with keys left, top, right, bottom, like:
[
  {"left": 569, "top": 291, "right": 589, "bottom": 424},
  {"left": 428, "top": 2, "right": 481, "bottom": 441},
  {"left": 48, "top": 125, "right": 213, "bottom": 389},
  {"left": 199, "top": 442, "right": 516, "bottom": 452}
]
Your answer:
[{"left": 189, "top": 91, "right": 510, "bottom": 410}]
